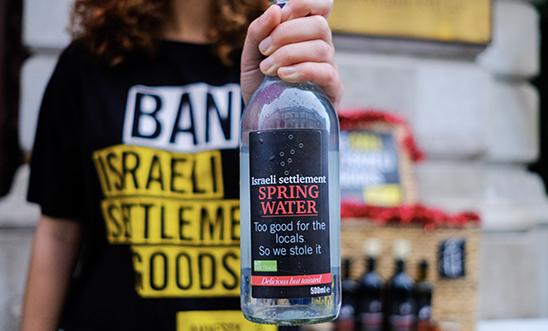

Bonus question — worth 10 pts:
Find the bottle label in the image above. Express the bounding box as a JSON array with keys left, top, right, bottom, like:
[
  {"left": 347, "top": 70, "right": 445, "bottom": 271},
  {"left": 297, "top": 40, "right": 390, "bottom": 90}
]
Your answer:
[
  {"left": 249, "top": 129, "right": 331, "bottom": 298},
  {"left": 359, "top": 298, "right": 383, "bottom": 331},
  {"left": 417, "top": 304, "right": 432, "bottom": 321},
  {"left": 360, "top": 312, "right": 383, "bottom": 331},
  {"left": 388, "top": 298, "right": 416, "bottom": 331},
  {"left": 389, "top": 315, "right": 415, "bottom": 331},
  {"left": 389, "top": 302, "right": 416, "bottom": 331},
  {"left": 336, "top": 304, "right": 356, "bottom": 331}
]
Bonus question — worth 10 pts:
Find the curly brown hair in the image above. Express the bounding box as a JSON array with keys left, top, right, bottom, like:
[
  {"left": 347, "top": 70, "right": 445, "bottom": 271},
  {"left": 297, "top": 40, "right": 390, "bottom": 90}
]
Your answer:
[{"left": 70, "top": 0, "right": 269, "bottom": 66}]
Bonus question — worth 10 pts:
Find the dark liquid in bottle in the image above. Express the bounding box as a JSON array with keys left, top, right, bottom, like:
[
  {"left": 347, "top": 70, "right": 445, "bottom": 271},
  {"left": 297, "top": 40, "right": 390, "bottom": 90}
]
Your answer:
[
  {"left": 414, "top": 261, "right": 433, "bottom": 331},
  {"left": 383, "top": 259, "right": 415, "bottom": 331},
  {"left": 358, "top": 257, "right": 383, "bottom": 331},
  {"left": 336, "top": 258, "right": 359, "bottom": 331}
]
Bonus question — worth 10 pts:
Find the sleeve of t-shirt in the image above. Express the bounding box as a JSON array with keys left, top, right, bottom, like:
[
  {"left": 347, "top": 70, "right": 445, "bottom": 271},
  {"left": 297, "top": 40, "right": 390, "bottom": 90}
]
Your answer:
[{"left": 27, "top": 44, "right": 86, "bottom": 221}]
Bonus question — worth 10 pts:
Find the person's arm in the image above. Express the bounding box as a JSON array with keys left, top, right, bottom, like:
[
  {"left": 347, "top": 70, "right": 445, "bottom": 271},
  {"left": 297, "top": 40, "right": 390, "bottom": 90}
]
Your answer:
[{"left": 20, "top": 216, "right": 82, "bottom": 331}]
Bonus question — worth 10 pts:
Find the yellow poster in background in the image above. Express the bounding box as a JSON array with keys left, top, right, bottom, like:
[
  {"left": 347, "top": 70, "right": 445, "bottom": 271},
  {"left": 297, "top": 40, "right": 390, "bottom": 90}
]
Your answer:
[{"left": 329, "top": 0, "right": 491, "bottom": 45}]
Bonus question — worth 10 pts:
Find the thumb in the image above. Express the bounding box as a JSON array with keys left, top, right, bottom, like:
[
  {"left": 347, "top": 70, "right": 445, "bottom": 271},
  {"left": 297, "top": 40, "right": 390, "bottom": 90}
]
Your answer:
[{"left": 241, "top": 5, "right": 282, "bottom": 103}]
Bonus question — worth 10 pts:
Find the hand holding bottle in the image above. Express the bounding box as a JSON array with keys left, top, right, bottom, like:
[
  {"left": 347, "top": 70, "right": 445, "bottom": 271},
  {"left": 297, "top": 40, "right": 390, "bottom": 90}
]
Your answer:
[{"left": 241, "top": 0, "right": 343, "bottom": 106}]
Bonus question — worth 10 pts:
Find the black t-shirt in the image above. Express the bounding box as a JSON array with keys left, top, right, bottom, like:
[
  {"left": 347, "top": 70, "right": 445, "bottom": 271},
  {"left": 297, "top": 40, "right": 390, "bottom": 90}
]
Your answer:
[{"left": 28, "top": 41, "right": 285, "bottom": 331}]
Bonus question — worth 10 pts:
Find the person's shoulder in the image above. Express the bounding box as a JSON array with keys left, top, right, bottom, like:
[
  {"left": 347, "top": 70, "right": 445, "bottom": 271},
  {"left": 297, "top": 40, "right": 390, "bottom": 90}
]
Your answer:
[{"left": 56, "top": 40, "right": 97, "bottom": 70}]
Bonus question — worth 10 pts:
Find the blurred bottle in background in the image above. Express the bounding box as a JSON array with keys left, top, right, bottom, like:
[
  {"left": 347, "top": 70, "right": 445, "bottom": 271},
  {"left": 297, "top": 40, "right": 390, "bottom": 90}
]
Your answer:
[
  {"left": 415, "top": 260, "right": 433, "bottom": 331},
  {"left": 357, "top": 239, "right": 383, "bottom": 331},
  {"left": 383, "top": 240, "right": 415, "bottom": 331},
  {"left": 336, "top": 258, "right": 359, "bottom": 331}
]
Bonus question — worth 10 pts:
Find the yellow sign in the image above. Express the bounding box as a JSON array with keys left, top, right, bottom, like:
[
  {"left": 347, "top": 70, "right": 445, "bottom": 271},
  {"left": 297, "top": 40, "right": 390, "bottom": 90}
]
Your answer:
[
  {"left": 329, "top": 0, "right": 491, "bottom": 44},
  {"left": 177, "top": 311, "right": 278, "bottom": 331},
  {"left": 364, "top": 184, "right": 403, "bottom": 207}
]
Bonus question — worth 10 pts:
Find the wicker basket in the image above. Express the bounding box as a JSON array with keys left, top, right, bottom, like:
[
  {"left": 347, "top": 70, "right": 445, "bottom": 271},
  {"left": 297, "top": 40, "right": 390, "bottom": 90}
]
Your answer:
[{"left": 341, "top": 219, "right": 480, "bottom": 331}]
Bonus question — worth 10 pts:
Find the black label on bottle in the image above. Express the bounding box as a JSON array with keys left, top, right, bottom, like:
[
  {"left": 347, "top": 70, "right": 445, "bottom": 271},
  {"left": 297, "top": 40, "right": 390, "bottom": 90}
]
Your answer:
[
  {"left": 417, "top": 305, "right": 432, "bottom": 321},
  {"left": 360, "top": 299, "right": 383, "bottom": 331},
  {"left": 389, "top": 302, "right": 415, "bottom": 331},
  {"left": 337, "top": 304, "right": 356, "bottom": 331},
  {"left": 389, "top": 314, "right": 415, "bottom": 331},
  {"left": 360, "top": 313, "right": 383, "bottom": 331},
  {"left": 249, "top": 129, "right": 331, "bottom": 298}
]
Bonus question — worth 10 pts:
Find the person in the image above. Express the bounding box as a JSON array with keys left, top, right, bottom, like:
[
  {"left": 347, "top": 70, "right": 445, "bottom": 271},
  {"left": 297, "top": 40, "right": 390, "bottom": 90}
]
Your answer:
[{"left": 20, "top": 0, "right": 343, "bottom": 330}]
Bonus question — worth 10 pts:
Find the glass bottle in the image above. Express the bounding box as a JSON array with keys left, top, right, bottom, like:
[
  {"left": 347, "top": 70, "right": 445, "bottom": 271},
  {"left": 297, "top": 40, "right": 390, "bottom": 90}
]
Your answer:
[
  {"left": 383, "top": 240, "right": 415, "bottom": 331},
  {"left": 240, "top": 1, "right": 340, "bottom": 325},
  {"left": 336, "top": 258, "right": 359, "bottom": 331},
  {"left": 358, "top": 239, "right": 383, "bottom": 331},
  {"left": 414, "top": 260, "right": 433, "bottom": 331}
]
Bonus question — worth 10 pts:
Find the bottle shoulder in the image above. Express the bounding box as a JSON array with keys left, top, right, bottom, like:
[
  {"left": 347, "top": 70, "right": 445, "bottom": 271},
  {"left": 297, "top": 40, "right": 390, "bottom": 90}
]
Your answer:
[
  {"left": 342, "top": 279, "right": 360, "bottom": 292},
  {"left": 359, "top": 272, "right": 383, "bottom": 288},
  {"left": 247, "top": 76, "right": 333, "bottom": 107},
  {"left": 388, "top": 273, "right": 415, "bottom": 290},
  {"left": 242, "top": 77, "right": 338, "bottom": 134},
  {"left": 415, "top": 281, "right": 433, "bottom": 293}
]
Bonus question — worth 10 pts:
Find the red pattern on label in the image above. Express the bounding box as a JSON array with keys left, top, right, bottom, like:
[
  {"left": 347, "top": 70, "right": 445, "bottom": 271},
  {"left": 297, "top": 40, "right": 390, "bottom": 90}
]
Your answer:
[{"left": 251, "top": 273, "right": 332, "bottom": 286}]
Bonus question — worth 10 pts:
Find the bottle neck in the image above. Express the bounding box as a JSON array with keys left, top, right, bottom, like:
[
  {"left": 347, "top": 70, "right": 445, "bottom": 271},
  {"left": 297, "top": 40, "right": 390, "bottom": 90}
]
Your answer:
[
  {"left": 395, "top": 259, "right": 405, "bottom": 274},
  {"left": 418, "top": 263, "right": 429, "bottom": 282},
  {"left": 263, "top": 75, "right": 281, "bottom": 83},
  {"left": 366, "top": 256, "right": 377, "bottom": 273},
  {"left": 343, "top": 259, "right": 352, "bottom": 279}
]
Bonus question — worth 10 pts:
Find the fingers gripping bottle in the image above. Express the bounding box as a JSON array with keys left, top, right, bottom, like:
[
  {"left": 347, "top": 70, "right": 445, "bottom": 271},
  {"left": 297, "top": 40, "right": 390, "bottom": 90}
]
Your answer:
[{"left": 240, "top": 0, "right": 341, "bottom": 325}]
